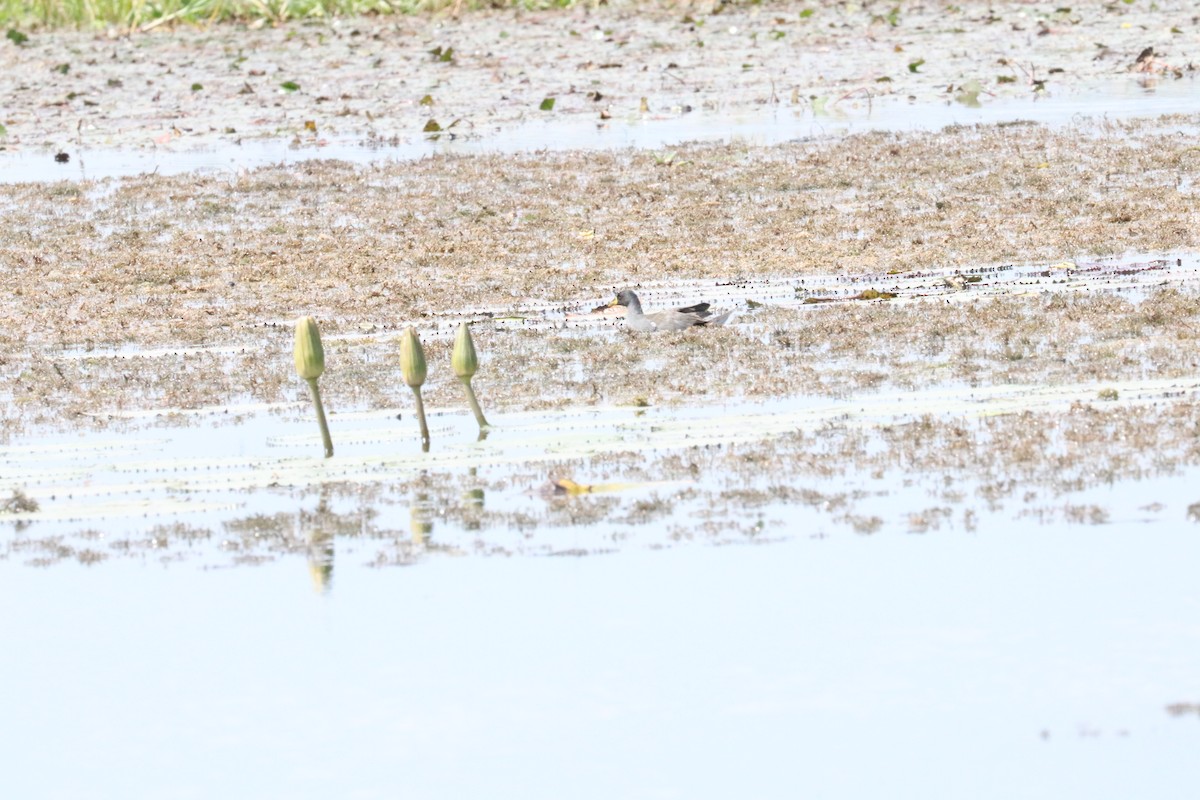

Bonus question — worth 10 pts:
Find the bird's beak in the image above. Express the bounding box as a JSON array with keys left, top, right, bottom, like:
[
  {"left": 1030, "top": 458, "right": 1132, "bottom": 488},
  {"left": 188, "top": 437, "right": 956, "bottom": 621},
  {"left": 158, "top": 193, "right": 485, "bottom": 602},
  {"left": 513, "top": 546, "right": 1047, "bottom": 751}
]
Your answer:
[{"left": 605, "top": 296, "right": 619, "bottom": 307}]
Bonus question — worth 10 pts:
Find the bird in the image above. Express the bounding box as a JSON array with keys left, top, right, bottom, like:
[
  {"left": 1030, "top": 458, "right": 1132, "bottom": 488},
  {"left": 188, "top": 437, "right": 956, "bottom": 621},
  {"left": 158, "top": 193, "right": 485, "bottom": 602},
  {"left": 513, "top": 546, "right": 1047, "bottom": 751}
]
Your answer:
[{"left": 608, "top": 289, "right": 732, "bottom": 332}]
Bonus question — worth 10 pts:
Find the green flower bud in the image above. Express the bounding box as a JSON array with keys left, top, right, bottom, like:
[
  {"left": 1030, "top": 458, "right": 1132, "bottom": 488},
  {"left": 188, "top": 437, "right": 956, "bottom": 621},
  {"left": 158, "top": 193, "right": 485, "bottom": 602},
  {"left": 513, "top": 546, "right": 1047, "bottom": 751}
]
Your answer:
[
  {"left": 452, "top": 322, "right": 478, "bottom": 379},
  {"left": 293, "top": 316, "right": 325, "bottom": 380},
  {"left": 399, "top": 326, "right": 427, "bottom": 388}
]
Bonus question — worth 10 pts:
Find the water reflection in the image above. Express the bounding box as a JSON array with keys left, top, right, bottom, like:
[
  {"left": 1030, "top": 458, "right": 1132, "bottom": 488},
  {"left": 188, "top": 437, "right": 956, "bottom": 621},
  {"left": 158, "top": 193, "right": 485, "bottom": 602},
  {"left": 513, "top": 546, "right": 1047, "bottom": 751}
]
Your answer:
[
  {"left": 462, "top": 487, "right": 485, "bottom": 531},
  {"left": 305, "top": 527, "right": 334, "bottom": 594},
  {"left": 302, "top": 492, "right": 337, "bottom": 594},
  {"left": 410, "top": 492, "right": 434, "bottom": 546}
]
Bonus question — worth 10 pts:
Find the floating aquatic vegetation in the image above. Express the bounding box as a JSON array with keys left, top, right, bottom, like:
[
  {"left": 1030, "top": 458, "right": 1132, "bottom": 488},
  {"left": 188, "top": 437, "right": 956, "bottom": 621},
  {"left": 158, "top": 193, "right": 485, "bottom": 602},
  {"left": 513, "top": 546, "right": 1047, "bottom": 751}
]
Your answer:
[
  {"left": 294, "top": 316, "right": 333, "bottom": 458},
  {"left": 545, "top": 478, "right": 684, "bottom": 497},
  {"left": 955, "top": 79, "right": 984, "bottom": 107},
  {"left": 400, "top": 326, "right": 430, "bottom": 452},
  {"left": 2, "top": 488, "right": 38, "bottom": 514}
]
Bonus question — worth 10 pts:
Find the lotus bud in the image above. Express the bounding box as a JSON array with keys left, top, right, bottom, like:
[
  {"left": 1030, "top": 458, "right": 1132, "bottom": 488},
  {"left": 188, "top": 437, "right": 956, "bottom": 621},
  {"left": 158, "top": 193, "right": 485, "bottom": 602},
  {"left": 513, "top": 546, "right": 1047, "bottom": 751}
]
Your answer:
[
  {"left": 452, "top": 322, "right": 489, "bottom": 431},
  {"left": 293, "top": 316, "right": 332, "bottom": 458},
  {"left": 294, "top": 316, "right": 325, "bottom": 380},
  {"left": 400, "top": 326, "right": 431, "bottom": 451},
  {"left": 452, "top": 322, "right": 478, "bottom": 379},
  {"left": 399, "top": 326, "right": 427, "bottom": 388}
]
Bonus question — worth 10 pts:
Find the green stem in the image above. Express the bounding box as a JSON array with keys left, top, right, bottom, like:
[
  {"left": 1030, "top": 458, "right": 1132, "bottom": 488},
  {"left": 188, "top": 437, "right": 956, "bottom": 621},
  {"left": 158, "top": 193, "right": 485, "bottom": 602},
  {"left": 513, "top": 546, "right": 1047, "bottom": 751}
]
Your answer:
[
  {"left": 460, "top": 377, "right": 490, "bottom": 429},
  {"left": 306, "top": 378, "right": 333, "bottom": 458},
  {"left": 412, "top": 386, "right": 430, "bottom": 452}
]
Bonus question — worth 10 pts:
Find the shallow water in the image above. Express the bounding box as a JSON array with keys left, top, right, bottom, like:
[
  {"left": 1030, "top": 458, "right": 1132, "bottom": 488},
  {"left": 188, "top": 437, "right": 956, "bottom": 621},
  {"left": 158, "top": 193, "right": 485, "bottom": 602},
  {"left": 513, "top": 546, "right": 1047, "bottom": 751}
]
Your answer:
[
  {"left": 3, "top": 491, "right": 1199, "bottom": 798},
  {"left": 2, "top": 370, "right": 1197, "bottom": 533},
  {"left": 5, "top": 364, "right": 1200, "bottom": 798},
  {"left": 1, "top": 77, "right": 1194, "bottom": 184}
]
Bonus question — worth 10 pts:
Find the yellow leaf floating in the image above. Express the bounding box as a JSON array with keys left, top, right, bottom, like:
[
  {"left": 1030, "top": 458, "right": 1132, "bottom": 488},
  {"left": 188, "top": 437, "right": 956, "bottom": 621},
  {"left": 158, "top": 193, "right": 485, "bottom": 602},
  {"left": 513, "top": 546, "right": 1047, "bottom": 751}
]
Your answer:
[
  {"left": 548, "top": 478, "right": 686, "bottom": 496},
  {"left": 854, "top": 288, "right": 897, "bottom": 301}
]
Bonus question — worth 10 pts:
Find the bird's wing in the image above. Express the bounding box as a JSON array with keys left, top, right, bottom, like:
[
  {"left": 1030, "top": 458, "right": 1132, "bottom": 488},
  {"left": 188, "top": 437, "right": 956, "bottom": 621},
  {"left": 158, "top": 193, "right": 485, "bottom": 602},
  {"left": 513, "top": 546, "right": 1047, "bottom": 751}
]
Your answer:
[
  {"left": 653, "top": 310, "right": 703, "bottom": 330},
  {"left": 698, "top": 310, "right": 733, "bottom": 327}
]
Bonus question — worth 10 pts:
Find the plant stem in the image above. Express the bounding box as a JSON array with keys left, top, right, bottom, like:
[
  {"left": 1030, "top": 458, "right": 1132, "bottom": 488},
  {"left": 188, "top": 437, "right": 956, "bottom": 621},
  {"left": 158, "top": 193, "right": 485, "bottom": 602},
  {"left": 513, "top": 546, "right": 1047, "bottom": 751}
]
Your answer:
[
  {"left": 460, "top": 376, "right": 490, "bottom": 429},
  {"left": 412, "top": 386, "right": 430, "bottom": 452},
  {"left": 306, "top": 378, "right": 333, "bottom": 458}
]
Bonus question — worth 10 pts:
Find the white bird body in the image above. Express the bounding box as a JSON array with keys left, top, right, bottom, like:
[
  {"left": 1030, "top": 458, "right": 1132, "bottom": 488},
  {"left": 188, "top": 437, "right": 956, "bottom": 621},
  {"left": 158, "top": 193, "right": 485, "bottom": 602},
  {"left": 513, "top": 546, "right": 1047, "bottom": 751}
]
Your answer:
[{"left": 610, "top": 289, "right": 733, "bottom": 332}]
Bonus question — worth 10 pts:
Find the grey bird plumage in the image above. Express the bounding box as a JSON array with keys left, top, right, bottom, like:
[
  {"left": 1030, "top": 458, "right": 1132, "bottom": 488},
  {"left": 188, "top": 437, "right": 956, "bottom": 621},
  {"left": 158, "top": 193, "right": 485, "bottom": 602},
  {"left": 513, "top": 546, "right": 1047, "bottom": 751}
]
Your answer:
[{"left": 609, "top": 289, "right": 732, "bottom": 332}]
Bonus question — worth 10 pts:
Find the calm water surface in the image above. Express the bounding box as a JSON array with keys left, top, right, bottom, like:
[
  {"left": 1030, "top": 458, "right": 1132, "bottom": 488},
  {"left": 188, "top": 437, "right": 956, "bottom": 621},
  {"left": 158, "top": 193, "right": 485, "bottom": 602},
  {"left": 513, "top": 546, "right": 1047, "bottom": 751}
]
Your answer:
[
  {"left": 2, "top": 78, "right": 1195, "bottom": 184},
  {"left": 3, "top": 498, "right": 1199, "bottom": 798}
]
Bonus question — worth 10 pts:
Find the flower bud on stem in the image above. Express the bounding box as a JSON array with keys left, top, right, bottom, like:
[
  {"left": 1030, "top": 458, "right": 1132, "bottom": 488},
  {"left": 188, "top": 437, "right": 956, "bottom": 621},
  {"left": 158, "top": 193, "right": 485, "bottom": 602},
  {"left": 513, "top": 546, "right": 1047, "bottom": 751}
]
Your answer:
[
  {"left": 411, "top": 385, "right": 430, "bottom": 453},
  {"left": 452, "top": 322, "right": 489, "bottom": 431},
  {"left": 307, "top": 378, "right": 334, "bottom": 458},
  {"left": 294, "top": 316, "right": 333, "bottom": 458},
  {"left": 400, "top": 327, "right": 431, "bottom": 452}
]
